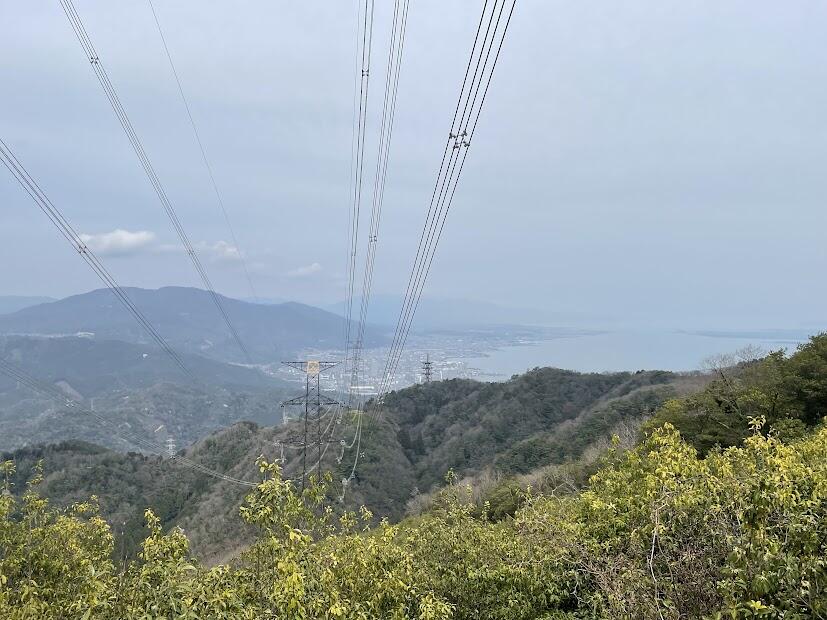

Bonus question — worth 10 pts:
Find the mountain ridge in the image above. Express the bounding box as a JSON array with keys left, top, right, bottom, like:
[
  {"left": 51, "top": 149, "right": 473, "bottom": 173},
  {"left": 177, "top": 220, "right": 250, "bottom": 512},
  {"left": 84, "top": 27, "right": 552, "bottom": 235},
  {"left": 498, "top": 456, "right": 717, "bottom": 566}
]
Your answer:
[{"left": 0, "top": 286, "right": 384, "bottom": 363}]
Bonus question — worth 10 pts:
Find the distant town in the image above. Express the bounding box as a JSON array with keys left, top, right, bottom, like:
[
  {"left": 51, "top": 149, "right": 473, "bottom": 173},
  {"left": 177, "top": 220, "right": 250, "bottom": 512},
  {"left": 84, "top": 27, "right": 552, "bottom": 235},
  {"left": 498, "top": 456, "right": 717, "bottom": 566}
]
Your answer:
[{"left": 269, "top": 325, "right": 595, "bottom": 395}]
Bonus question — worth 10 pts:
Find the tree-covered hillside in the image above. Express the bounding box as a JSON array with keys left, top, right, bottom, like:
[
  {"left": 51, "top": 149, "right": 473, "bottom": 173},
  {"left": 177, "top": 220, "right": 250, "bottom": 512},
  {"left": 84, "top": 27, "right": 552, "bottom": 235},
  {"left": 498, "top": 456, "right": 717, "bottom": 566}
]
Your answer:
[
  {"left": 382, "top": 368, "right": 699, "bottom": 489},
  {"left": 2, "top": 365, "right": 697, "bottom": 562},
  {"left": 0, "top": 332, "right": 294, "bottom": 453},
  {"left": 4, "top": 335, "right": 826, "bottom": 617}
]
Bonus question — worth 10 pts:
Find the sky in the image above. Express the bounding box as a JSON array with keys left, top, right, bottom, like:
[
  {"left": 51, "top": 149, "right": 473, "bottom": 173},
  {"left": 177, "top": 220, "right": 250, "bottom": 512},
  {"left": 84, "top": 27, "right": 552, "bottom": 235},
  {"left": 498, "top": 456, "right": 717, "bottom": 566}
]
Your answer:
[{"left": 1, "top": 0, "right": 826, "bottom": 330}]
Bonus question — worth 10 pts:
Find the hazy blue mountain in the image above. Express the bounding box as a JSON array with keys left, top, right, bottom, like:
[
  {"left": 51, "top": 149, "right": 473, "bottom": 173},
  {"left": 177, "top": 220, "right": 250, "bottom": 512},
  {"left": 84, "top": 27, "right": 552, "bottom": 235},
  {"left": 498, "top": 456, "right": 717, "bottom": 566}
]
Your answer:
[
  {"left": 0, "top": 287, "right": 382, "bottom": 362},
  {"left": 0, "top": 295, "right": 56, "bottom": 315}
]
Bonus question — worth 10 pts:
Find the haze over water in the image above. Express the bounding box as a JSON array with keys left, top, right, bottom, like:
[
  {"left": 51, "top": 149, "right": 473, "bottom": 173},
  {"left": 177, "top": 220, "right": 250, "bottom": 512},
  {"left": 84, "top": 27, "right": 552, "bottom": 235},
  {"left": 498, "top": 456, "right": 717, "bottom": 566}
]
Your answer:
[{"left": 466, "top": 329, "right": 816, "bottom": 376}]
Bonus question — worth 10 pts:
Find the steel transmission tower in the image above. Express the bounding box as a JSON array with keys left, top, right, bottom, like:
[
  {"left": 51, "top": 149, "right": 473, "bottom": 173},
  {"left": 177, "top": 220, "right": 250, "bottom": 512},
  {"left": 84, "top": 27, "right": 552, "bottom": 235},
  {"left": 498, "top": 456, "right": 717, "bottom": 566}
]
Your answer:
[
  {"left": 422, "top": 354, "right": 433, "bottom": 383},
  {"left": 280, "top": 360, "right": 343, "bottom": 490}
]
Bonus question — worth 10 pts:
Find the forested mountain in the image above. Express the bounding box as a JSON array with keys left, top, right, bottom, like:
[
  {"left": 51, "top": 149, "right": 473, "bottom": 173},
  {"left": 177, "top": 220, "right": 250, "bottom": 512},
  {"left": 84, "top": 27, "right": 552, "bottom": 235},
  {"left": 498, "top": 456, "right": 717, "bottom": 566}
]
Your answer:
[
  {"left": 382, "top": 367, "right": 703, "bottom": 488},
  {"left": 0, "top": 287, "right": 383, "bottom": 363},
  {"left": 3, "top": 336, "right": 827, "bottom": 617},
  {"left": 2, "top": 365, "right": 696, "bottom": 561},
  {"left": 338, "top": 368, "right": 705, "bottom": 518}
]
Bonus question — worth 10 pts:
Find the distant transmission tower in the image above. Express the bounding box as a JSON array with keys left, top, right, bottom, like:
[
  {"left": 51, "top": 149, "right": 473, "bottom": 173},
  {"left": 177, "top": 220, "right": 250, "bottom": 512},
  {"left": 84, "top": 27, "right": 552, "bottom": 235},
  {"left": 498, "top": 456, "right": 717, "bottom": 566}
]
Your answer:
[
  {"left": 280, "top": 360, "right": 343, "bottom": 490},
  {"left": 422, "top": 354, "right": 433, "bottom": 383},
  {"left": 165, "top": 436, "right": 176, "bottom": 458}
]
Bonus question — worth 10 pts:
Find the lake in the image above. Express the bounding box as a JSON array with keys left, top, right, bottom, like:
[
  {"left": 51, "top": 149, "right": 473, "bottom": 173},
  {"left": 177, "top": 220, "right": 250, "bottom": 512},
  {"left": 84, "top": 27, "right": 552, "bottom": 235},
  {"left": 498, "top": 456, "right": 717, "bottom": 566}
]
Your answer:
[{"left": 464, "top": 329, "right": 817, "bottom": 377}]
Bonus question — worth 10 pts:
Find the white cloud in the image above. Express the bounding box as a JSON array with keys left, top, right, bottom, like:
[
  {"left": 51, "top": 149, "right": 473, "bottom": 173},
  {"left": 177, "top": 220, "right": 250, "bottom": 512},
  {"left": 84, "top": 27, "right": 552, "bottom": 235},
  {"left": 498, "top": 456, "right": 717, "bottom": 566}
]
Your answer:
[
  {"left": 286, "top": 262, "right": 322, "bottom": 278},
  {"left": 79, "top": 229, "right": 156, "bottom": 257},
  {"left": 81, "top": 231, "right": 248, "bottom": 266},
  {"left": 196, "top": 240, "right": 242, "bottom": 263}
]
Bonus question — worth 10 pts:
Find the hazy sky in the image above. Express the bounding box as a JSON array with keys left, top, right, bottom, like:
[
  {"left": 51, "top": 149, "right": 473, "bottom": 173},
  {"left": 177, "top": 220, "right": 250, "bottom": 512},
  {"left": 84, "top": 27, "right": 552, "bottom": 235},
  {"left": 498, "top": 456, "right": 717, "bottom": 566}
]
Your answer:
[{"left": 2, "top": 1, "right": 825, "bottom": 329}]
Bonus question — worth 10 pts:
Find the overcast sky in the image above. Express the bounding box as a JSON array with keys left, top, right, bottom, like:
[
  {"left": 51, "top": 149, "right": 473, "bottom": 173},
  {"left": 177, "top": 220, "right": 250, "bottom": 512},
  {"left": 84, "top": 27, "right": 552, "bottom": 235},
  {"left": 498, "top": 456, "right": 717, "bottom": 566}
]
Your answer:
[{"left": 2, "top": 1, "right": 825, "bottom": 329}]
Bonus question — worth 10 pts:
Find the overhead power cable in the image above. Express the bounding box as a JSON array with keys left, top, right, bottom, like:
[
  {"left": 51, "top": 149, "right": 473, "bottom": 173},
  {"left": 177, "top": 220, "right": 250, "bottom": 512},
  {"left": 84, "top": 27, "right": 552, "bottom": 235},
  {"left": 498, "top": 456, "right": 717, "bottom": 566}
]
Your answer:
[
  {"left": 58, "top": 0, "right": 252, "bottom": 362},
  {"left": 342, "top": 0, "right": 376, "bottom": 394},
  {"left": 146, "top": 0, "right": 260, "bottom": 304},
  {"left": 0, "top": 358, "right": 256, "bottom": 487},
  {"left": 350, "top": 0, "right": 411, "bottom": 412},
  {"left": 327, "top": 0, "right": 411, "bottom": 495},
  {"left": 372, "top": 0, "right": 517, "bottom": 419},
  {"left": 333, "top": 0, "right": 377, "bottom": 486},
  {"left": 340, "top": 0, "right": 363, "bottom": 381},
  {"left": 0, "top": 138, "right": 191, "bottom": 379},
  {"left": 339, "top": 0, "right": 518, "bottom": 486}
]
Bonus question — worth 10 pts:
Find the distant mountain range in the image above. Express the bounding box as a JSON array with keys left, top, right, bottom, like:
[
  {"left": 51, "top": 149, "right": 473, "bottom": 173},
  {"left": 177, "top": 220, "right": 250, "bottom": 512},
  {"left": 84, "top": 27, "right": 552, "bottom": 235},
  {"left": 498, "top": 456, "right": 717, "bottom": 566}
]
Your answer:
[
  {"left": 0, "top": 287, "right": 384, "bottom": 363},
  {"left": 0, "top": 289, "right": 586, "bottom": 352}
]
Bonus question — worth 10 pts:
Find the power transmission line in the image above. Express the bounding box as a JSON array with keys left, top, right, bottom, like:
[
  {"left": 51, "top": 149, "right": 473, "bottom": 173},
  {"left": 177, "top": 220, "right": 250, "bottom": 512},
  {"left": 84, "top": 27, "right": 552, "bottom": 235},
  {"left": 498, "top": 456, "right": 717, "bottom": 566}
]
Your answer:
[
  {"left": 332, "top": 0, "right": 378, "bottom": 496},
  {"left": 336, "top": 0, "right": 519, "bottom": 485},
  {"left": 0, "top": 138, "right": 192, "bottom": 379},
  {"left": 58, "top": 0, "right": 252, "bottom": 363},
  {"left": 372, "top": 0, "right": 517, "bottom": 421},
  {"left": 343, "top": 0, "right": 376, "bottom": 396},
  {"left": 341, "top": 0, "right": 365, "bottom": 379},
  {"left": 328, "top": 0, "right": 411, "bottom": 498},
  {"left": 350, "top": 0, "right": 411, "bottom": 412},
  {"left": 376, "top": 0, "right": 516, "bottom": 403},
  {"left": 146, "top": 0, "right": 260, "bottom": 304},
  {"left": 371, "top": 1, "right": 499, "bottom": 409}
]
